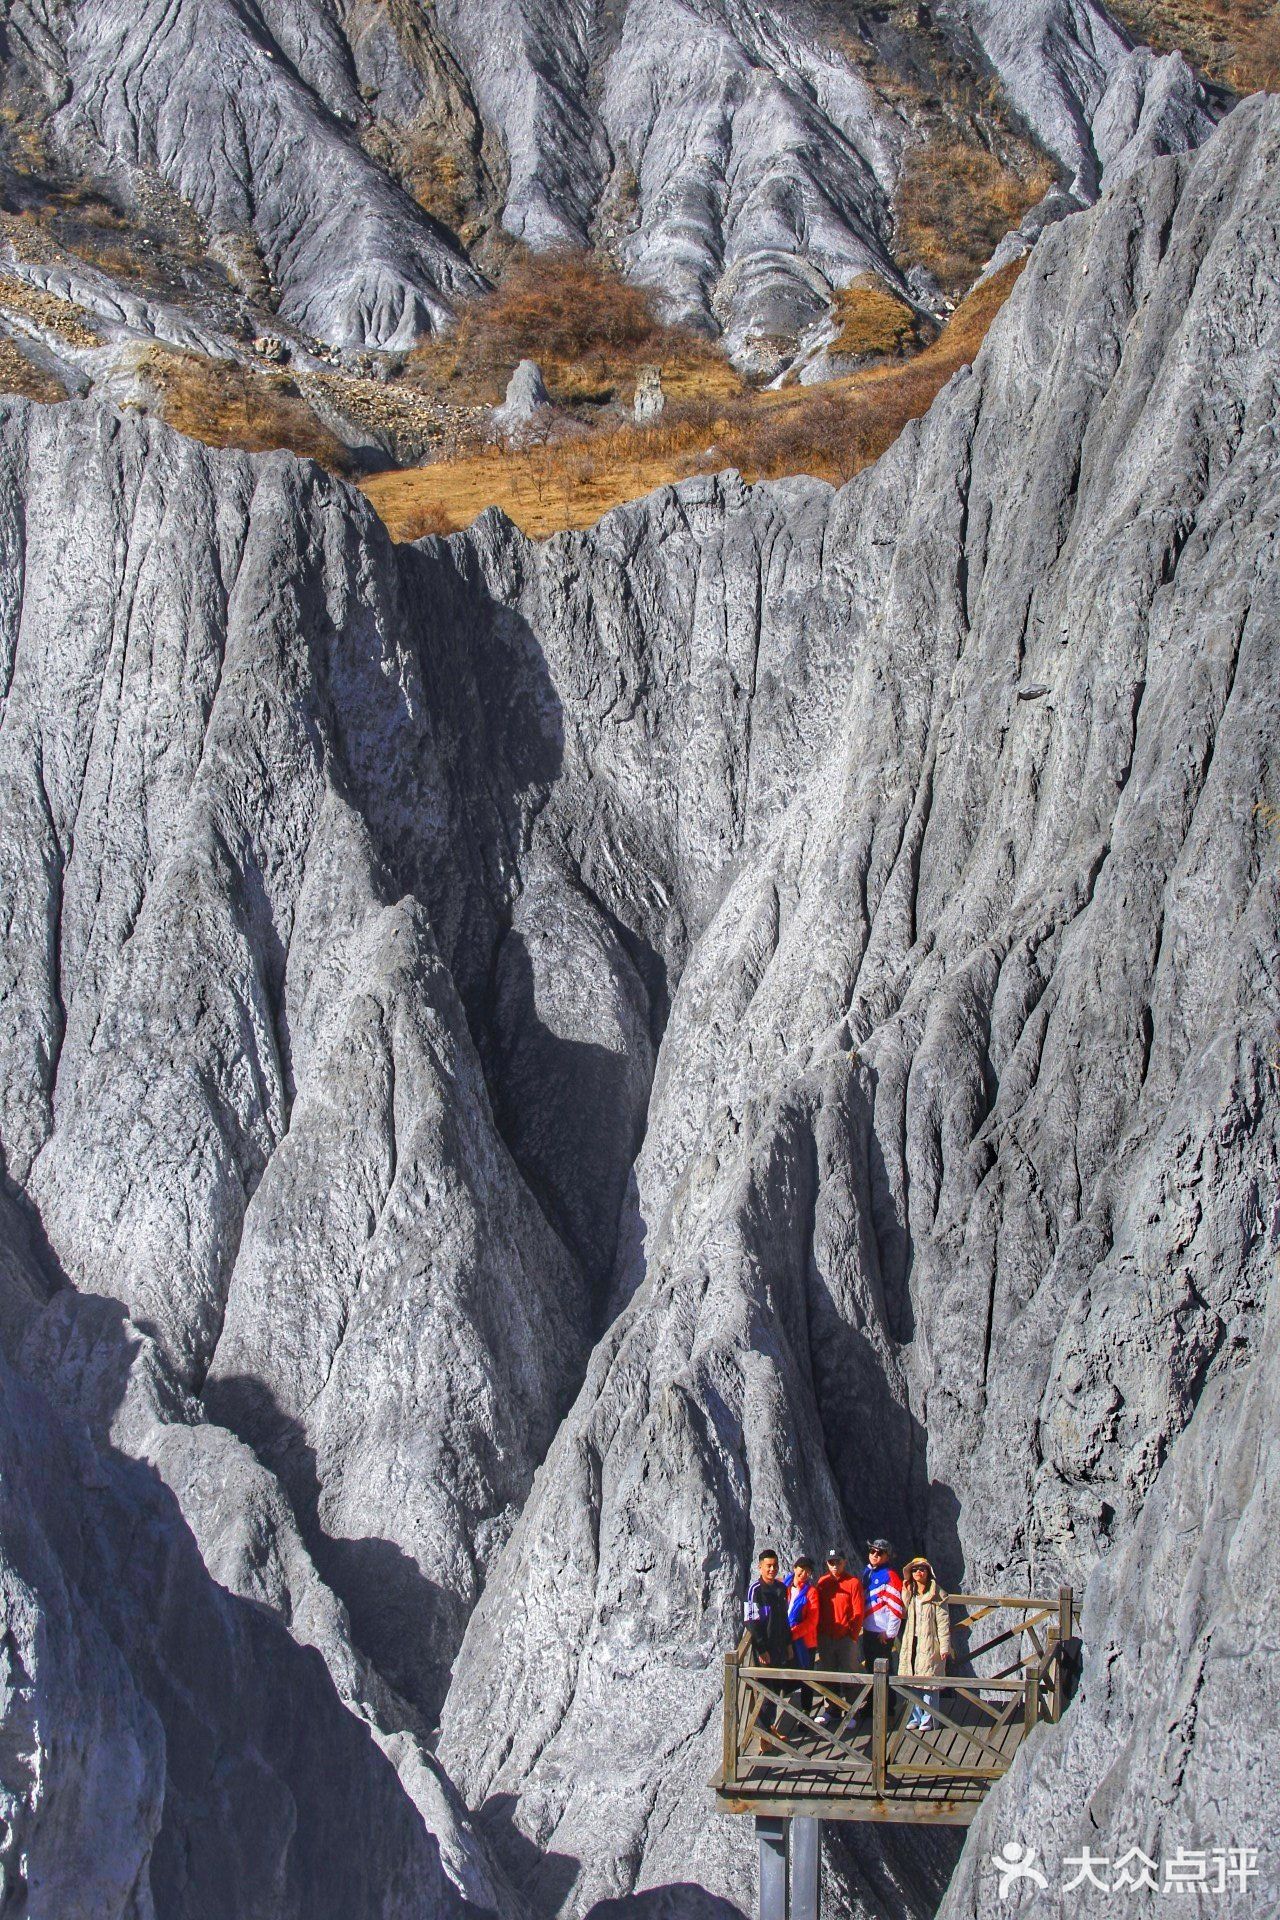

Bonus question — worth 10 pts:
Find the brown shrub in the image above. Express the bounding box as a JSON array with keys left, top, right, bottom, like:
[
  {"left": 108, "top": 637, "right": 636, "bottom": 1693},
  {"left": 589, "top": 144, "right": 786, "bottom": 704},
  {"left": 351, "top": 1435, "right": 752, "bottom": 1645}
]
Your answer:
[
  {"left": 468, "top": 251, "right": 666, "bottom": 361},
  {"left": 397, "top": 498, "right": 459, "bottom": 541},
  {"left": 372, "top": 122, "right": 475, "bottom": 231},
  {"left": 1228, "top": 13, "right": 1280, "bottom": 90},
  {"left": 899, "top": 139, "right": 1056, "bottom": 296},
  {"left": 1108, "top": 0, "right": 1278, "bottom": 90},
  {"left": 412, "top": 250, "right": 731, "bottom": 406}
]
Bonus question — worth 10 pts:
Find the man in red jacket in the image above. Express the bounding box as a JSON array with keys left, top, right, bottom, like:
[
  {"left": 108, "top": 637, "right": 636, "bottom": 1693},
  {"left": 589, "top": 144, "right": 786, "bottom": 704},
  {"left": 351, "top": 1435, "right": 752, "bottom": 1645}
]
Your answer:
[
  {"left": 816, "top": 1548, "right": 865, "bottom": 1672},
  {"left": 815, "top": 1548, "right": 865, "bottom": 1727}
]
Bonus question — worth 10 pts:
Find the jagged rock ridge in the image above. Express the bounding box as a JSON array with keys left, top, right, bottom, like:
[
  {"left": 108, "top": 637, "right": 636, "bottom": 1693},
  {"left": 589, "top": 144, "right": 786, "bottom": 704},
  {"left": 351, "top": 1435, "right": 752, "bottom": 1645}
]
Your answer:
[
  {"left": 0, "top": 87, "right": 1277, "bottom": 1920},
  {"left": 1, "top": 0, "right": 1221, "bottom": 375}
]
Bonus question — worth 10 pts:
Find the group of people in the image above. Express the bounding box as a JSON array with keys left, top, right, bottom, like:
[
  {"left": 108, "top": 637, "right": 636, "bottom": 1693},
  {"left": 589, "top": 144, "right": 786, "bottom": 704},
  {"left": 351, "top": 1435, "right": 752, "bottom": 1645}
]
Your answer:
[{"left": 743, "top": 1540, "right": 951, "bottom": 1731}]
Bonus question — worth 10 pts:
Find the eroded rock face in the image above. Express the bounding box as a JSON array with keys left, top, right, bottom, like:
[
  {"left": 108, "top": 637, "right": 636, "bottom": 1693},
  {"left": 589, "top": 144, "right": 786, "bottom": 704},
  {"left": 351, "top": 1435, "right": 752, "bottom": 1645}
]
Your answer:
[
  {"left": 0, "top": 1337, "right": 476, "bottom": 1919},
  {"left": 7, "top": 0, "right": 484, "bottom": 348},
  {"left": 435, "top": 0, "right": 1220, "bottom": 364},
  {"left": 437, "top": 94, "right": 1280, "bottom": 1908},
  {"left": 943, "top": 0, "right": 1219, "bottom": 198},
  {"left": 0, "top": 88, "right": 1277, "bottom": 1920},
  {"left": 937, "top": 1294, "right": 1280, "bottom": 1917},
  {"left": 0, "top": 0, "right": 1222, "bottom": 366},
  {"left": 492, "top": 356, "right": 553, "bottom": 440}
]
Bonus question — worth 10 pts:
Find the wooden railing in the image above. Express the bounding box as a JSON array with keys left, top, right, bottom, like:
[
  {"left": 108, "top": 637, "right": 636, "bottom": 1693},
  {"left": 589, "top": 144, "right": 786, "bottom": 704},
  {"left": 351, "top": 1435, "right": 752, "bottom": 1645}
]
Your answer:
[{"left": 720, "top": 1587, "right": 1076, "bottom": 1811}]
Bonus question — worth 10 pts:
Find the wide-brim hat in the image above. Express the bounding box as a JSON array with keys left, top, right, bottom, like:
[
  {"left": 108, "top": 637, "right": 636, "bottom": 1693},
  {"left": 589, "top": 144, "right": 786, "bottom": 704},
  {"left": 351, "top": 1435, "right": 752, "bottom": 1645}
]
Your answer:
[{"left": 902, "top": 1555, "right": 934, "bottom": 1575}]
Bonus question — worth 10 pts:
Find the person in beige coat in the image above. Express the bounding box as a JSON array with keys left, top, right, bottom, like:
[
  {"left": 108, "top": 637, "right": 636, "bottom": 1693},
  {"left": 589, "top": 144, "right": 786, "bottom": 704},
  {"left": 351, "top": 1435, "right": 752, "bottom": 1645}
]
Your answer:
[{"left": 898, "top": 1556, "right": 951, "bottom": 1730}]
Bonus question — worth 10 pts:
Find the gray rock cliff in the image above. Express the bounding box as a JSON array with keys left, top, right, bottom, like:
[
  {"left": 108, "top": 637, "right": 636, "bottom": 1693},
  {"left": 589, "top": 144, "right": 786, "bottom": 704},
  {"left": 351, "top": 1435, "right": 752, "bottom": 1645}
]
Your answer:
[
  {"left": 437, "top": 92, "right": 1280, "bottom": 1909},
  {"left": 0, "top": 84, "right": 1277, "bottom": 1920},
  {"left": 5, "top": 0, "right": 485, "bottom": 347},
  {"left": 0, "top": 1334, "right": 485, "bottom": 1917}
]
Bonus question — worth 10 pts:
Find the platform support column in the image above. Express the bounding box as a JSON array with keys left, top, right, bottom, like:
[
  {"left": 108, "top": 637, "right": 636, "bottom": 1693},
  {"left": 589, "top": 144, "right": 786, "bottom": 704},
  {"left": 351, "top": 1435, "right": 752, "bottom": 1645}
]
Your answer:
[
  {"left": 757, "top": 1816, "right": 788, "bottom": 1920},
  {"left": 871, "top": 1658, "right": 889, "bottom": 1799},
  {"left": 1054, "top": 1585, "right": 1073, "bottom": 1721},
  {"left": 791, "top": 1816, "right": 821, "bottom": 1920}
]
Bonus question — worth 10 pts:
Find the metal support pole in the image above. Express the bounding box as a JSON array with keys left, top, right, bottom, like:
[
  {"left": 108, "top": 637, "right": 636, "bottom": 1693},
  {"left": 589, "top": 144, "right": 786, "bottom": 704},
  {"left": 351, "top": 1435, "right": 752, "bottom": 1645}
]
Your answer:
[
  {"left": 791, "top": 1816, "right": 820, "bottom": 1920},
  {"left": 1054, "top": 1584, "right": 1073, "bottom": 1720},
  {"left": 871, "top": 1658, "right": 889, "bottom": 1799},
  {"left": 757, "top": 1816, "right": 788, "bottom": 1920}
]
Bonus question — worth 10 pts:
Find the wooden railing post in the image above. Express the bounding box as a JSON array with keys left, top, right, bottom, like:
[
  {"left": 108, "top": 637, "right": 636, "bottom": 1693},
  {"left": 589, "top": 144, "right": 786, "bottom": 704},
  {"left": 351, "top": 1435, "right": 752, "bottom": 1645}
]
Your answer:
[
  {"left": 1023, "top": 1667, "right": 1040, "bottom": 1737},
  {"left": 871, "top": 1658, "right": 889, "bottom": 1798},
  {"left": 724, "top": 1650, "right": 740, "bottom": 1786},
  {"left": 1054, "top": 1584, "right": 1073, "bottom": 1721}
]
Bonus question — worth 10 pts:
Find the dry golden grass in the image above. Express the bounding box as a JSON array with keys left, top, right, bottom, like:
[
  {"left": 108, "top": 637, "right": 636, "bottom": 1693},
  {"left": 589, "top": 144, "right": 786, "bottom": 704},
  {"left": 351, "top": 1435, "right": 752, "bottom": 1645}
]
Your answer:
[
  {"left": 0, "top": 335, "right": 67, "bottom": 403},
  {"left": 0, "top": 275, "right": 100, "bottom": 348},
  {"left": 829, "top": 275, "right": 934, "bottom": 360},
  {"left": 899, "top": 140, "right": 1057, "bottom": 296},
  {"left": 1230, "top": 14, "right": 1280, "bottom": 90},
  {"left": 1109, "top": 0, "right": 1279, "bottom": 90},
  {"left": 137, "top": 349, "right": 356, "bottom": 473},
  {"left": 362, "top": 259, "right": 1027, "bottom": 543}
]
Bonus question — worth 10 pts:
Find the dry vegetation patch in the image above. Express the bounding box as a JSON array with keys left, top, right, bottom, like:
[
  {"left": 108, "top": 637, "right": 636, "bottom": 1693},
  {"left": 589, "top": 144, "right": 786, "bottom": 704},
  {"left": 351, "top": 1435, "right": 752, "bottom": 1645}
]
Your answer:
[
  {"left": 0, "top": 334, "right": 66, "bottom": 402},
  {"left": 362, "top": 259, "right": 1027, "bottom": 542},
  {"left": 898, "top": 139, "right": 1056, "bottom": 296},
  {"left": 829, "top": 275, "right": 935, "bottom": 359},
  {"left": 1109, "top": 0, "right": 1279, "bottom": 91},
  {"left": 408, "top": 250, "right": 736, "bottom": 407},
  {"left": 136, "top": 349, "right": 355, "bottom": 472},
  {"left": 0, "top": 275, "right": 100, "bottom": 348}
]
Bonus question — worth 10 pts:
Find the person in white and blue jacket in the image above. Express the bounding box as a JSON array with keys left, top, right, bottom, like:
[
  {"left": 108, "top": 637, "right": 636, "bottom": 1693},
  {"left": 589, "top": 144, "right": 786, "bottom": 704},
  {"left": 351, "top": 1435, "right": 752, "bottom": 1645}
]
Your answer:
[{"left": 861, "top": 1537, "right": 906, "bottom": 1670}]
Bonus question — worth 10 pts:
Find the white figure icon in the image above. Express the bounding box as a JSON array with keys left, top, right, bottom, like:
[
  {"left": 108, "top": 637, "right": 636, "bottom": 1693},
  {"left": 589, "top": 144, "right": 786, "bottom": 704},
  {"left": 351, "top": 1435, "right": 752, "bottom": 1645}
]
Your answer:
[{"left": 992, "top": 1843, "right": 1050, "bottom": 1900}]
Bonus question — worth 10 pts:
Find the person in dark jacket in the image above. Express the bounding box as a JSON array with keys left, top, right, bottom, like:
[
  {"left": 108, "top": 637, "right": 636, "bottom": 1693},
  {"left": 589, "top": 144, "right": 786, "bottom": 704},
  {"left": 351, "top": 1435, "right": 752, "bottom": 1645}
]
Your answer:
[
  {"left": 744, "top": 1547, "right": 792, "bottom": 1733},
  {"left": 744, "top": 1548, "right": 792, "bottom": 1666}
]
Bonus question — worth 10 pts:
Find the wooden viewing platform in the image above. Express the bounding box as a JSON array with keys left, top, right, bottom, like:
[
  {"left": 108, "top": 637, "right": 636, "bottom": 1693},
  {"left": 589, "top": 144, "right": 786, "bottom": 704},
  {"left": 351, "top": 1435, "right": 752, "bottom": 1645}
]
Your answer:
[{"left": 711, "top": 1589, "right": 1076, "bottom": 1917}]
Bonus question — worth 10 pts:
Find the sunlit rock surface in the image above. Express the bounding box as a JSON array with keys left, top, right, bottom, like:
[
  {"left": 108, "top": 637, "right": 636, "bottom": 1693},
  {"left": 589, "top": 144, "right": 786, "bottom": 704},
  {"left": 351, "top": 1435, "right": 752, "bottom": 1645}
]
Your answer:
[{"left": 0, "top": 88, "right": 1277, "bottom": 1920}]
